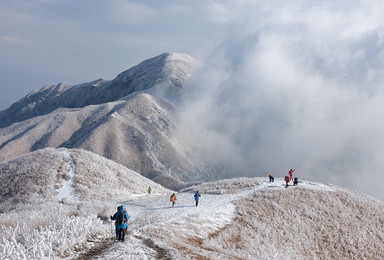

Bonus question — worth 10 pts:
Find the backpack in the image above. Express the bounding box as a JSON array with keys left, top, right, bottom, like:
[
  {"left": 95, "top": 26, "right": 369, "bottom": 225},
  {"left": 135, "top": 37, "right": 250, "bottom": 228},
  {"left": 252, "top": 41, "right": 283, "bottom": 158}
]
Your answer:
[{"left": 116, "top": 211, "right": 125, "bottom": 225}]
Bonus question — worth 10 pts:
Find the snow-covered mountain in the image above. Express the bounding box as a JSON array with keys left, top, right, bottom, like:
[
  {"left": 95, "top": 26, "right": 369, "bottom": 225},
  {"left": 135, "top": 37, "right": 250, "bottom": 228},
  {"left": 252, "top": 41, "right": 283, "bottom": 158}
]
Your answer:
[
  {"left": 0, "top": 52, "right": 194, "bottom": 129},
  {"left": 1, "top": 150, "right": 383, "bottom": 259},
  {"left": 0, "top": 53, "right": 198, "bottom": 190}
]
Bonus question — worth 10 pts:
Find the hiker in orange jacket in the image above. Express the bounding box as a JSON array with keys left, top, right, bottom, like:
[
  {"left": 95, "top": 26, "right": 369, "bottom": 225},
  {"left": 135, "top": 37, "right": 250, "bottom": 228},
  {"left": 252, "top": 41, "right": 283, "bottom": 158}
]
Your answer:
[{"left": 170, "top": 193, "right": 176, "bottom": 207}]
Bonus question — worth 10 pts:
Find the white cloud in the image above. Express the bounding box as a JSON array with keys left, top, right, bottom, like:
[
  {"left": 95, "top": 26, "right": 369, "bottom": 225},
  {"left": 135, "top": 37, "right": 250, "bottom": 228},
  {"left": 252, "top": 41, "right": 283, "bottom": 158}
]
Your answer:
[
  {"left": 202, "top": 1, "right": 238, "bottom": 24},
  {"left": 177, "top": 0, "right": 384, "bottom": 200}
]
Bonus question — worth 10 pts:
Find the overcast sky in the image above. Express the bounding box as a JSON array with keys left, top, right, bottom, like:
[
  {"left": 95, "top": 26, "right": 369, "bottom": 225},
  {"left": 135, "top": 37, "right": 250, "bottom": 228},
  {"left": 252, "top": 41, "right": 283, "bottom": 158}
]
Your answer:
[{"left": 2, "top": 0, "right": 384, "bottom": 201}]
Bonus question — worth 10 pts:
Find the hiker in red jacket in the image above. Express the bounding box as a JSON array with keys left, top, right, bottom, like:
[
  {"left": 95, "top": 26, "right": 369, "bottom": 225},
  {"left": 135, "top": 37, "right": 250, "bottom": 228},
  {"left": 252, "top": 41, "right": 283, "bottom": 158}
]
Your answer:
[
  {"left": 285, "top": 176, "right": 290, "bottom": 188},
  {"left": 288, "top": 169, "right": 295, "bottom": 181}
]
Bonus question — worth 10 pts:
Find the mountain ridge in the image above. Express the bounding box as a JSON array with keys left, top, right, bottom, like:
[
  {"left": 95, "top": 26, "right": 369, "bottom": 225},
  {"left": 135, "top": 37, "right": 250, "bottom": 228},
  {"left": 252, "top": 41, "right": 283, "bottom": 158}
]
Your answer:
[
  {"left": 0, "top": 52, "right": 194, "bottom": 129},
  {"left": 0, "top": 52, "right": 199, "bottom": 189},
  {"left": 0, "top": 92, "right": 198, "bottom": 190}
]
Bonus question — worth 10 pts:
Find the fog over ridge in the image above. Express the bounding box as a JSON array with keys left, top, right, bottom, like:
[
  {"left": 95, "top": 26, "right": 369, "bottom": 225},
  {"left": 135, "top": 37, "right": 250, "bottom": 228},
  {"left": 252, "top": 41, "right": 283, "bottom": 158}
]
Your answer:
[{"left": 176, "top": 0, "right": 384, "bottom": 200}]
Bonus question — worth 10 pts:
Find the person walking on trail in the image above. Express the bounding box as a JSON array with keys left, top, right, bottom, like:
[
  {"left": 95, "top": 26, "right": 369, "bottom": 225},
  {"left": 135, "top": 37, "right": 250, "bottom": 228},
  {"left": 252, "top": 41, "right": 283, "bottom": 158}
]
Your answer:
[
  {"left": 170, "top": 193, "right": 176, "bottom": 207},
  {"left": 110, "top": 205, "right": 130, "bottom": 241},
  {"left": 148, "top": 186, "right": 151, "bottom": 194},
  {"left": 289, "top": 169, "right": 295, "bottom": 181},
  {"left": 285, "top": 176, "right": 290, "bottom": 188},
  {"left": 269, "top": 174, "right": 274, "bottom": 182},
  {"left": 111, "top": 206, "right": 120, "bottom": 228},
  {"left": 194, "top": 191, "right": 201, "bottom": 207}
]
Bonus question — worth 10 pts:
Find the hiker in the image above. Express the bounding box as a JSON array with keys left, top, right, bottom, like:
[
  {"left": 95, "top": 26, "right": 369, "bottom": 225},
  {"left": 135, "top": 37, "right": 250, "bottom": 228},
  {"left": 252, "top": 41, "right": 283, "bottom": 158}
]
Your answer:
[
  {"left": 170, "top": 193, "right": 176, "bottom": 207},
  {"left": 194, "top": 191, "right": 201, "bottom": 207},
  {"left": 293, "top": 177, "right": 298, "bottom": 186},
  {"left": 110, "top": 204, "right": 130, "bottom": 241},
  {"left": 289, "top": 169, "right": 295, "bottom": 181},
  {"left": 148, "top": 186, "right": 151, "bottom": 194},
  {"left": 269, "top": 174, "right": 274, "bottom": 182},
  {"left": 285, "top": 176, "right": 290, "bottom": 188},
  {"left": 111, "top": 206, "right": 120, "bottom": 229}
]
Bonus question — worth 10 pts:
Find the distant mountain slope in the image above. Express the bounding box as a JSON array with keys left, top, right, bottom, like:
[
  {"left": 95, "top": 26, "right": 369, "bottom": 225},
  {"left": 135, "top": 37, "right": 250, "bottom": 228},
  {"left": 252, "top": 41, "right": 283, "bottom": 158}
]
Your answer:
[
  {"left": 0, "top": 147, "right": 171, "bottom": 212},
  {"left": 0, "top": 52, "right": 194, "bottom": 128},
  {"left": 0, "top": 93, "right": 197, "bottom": 189}
]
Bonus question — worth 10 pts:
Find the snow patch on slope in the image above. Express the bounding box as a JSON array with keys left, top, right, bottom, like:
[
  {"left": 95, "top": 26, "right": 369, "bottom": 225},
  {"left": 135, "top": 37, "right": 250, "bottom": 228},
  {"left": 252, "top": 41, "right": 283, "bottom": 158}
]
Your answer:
[{"left": 56, "top": 150, "right": 78, "bottom": 202}]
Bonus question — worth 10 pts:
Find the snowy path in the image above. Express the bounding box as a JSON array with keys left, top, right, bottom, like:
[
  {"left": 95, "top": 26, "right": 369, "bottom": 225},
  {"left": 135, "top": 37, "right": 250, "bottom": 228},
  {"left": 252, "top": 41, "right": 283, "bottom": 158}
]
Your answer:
[
  {"left": 76, "top": 192, "right": 236, "bottom": 259},
  {"left": 57, "top": 150, "right": 78, "bottom": 201},
  {"left": 72, "top": 178, "right": 339, "bottom": 259}
]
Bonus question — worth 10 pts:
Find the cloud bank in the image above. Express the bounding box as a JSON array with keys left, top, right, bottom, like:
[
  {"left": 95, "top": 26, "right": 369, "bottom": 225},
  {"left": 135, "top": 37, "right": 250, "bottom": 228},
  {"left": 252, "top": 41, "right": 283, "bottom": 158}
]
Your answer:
[{"left": 177, "top": 0, "right": 384, "bottom": 200}]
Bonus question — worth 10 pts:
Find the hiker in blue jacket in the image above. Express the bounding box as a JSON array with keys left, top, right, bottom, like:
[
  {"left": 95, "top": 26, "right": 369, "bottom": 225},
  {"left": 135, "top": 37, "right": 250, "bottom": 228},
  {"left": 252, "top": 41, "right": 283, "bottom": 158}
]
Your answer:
[
  {"left": 194, "top": 191, "right": 201, "bottom": 207},
  {"left": 110, "top": 204, "right": 131, "bottom": 241}
]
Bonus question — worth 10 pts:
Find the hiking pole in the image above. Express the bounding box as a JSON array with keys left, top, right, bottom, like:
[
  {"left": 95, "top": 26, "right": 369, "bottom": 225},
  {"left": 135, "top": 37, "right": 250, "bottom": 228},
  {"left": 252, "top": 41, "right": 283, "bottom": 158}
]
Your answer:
[{"left": 110, "top": 221, "right": 115, "bottom": 241}]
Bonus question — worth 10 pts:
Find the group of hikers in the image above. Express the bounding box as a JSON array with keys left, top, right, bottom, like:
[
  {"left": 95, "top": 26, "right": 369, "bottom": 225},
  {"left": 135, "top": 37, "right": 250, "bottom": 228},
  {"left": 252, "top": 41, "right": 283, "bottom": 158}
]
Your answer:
[
  {"left": 170, "top": 191, "right": 201, "bottom": 207},
  {"left": 110, "top": 190, "right": 201, "bottom": 241},
  {"left": 111, "top": 170, "right": 298, "bottom": 241},
  {"left": 269, "top": 168, "right": 299, "bottom": 188}
]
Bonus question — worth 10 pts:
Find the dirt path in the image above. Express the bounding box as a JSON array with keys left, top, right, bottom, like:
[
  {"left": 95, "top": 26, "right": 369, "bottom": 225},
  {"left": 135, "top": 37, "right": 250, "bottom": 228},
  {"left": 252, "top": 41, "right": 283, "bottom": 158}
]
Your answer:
[
  {"left": 73, "top": 238, "right": 116, "bottom": 260},
  {"left": 135, "top": 235, "right": 172, "bottom": 260}
]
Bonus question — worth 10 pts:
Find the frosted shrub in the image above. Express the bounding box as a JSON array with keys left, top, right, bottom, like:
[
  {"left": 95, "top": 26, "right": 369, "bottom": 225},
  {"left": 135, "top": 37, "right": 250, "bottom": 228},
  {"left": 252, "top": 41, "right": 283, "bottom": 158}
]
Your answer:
[{"left": 0, "top": 206, "right": 109, "bottom": 259}]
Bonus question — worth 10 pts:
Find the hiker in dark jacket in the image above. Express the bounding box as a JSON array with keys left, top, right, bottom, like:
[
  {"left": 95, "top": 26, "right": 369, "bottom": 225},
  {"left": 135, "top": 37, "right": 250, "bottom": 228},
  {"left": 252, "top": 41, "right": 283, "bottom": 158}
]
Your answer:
[
  {"left": 110, "top": 206, "right": 120, "bottom": 239},
  {"left": 194, "top": 191, "right": 201, "bottom": 207},
  {"left": 111, "top": 205, "right": 131, "bottom": 241},
  {"left": 269, "top": 174, "right": 274, "bottom": 182}
]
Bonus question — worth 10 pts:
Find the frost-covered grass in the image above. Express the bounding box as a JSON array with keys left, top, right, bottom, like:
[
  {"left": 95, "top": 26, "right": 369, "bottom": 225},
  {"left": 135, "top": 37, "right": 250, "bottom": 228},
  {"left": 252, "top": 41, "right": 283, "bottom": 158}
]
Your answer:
[
  {"left": 181, "top": 176, "right": 263, "bottom": 194},
  {"left": 69, "top": 148, "right": 171, "bottom": 200},
  {"left": 196, "top": 183, "right": 384, "bottom": 260},
  {"left": 0, "top": 149, "right": 65, "bottom": 211}
]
